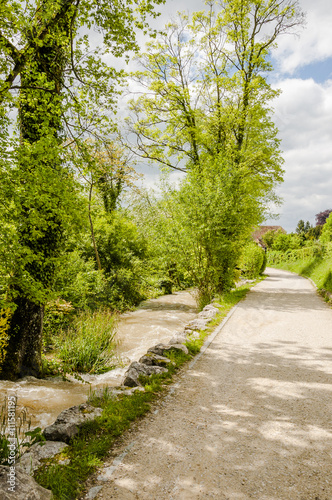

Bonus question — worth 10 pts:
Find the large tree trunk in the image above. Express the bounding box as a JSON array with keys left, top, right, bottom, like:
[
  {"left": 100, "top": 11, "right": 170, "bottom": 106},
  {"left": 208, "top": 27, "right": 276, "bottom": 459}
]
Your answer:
[
  {"left": 0, "top": 3, "right": 72, "bottom": 380},
  {"left": 0, "top": 298, "right": 44, "bottom": 380}
]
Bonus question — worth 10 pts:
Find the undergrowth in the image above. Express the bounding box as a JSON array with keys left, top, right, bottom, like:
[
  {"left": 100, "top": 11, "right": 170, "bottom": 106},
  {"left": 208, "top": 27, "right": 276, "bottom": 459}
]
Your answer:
[
  {"left": 268, "top": 250, "right": 332, "bottom": 293},
  {"left": 41, "top": 309, "right": 118, "bottom": 376},
  {"left": 34, "top": 282, "right": 254, "bottom": 500}
]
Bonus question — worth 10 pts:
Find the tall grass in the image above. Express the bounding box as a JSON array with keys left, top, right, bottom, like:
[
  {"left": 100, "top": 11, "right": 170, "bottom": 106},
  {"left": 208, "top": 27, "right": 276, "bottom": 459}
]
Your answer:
[
  {"left": 267, "top": 245, "right": 332, "bottom": 293},
  {"left": 54, "top": 310, "right": 118, "bottom": 374}
]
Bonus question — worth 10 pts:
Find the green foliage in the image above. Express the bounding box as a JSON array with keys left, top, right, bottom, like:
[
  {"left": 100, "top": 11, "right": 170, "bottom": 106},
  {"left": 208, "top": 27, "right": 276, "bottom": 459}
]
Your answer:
[
  {"left": 132, "top": 159, "right": 263, "bottom": 307},
  {"left": 0, "top": 0, "right": 164, "bottom": 378},
  {"left": 268, "top": 243, "right": 332, "bottom": 293},
  {"left": 80, "top": 211, "right": 151, "bottom": 309},
  {"left": 51, "top": 250, "right": 108, "bottom": 310},
  {"left": 54, "top": 310, "right": 118, "bottom": 374},
  {"left": 296, "top": 219, "right": 311, "bottom": 235},
  {"left": 239, "top": 242, "right": 265, "bottom": 278},
  {"left": 320, "top": 212, "right": 332, "bottom": 243},
  {"left": 0, "top": 397, "right": 44, "bottom": 465}
]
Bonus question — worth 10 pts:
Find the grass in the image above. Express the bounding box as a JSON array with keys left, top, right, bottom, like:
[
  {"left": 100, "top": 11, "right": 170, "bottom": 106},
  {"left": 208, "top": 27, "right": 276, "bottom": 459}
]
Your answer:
[
  {"left": 268, "top": 254, "right": 332, "bottom": 293},
  {"left": 34, "top": 281, "right": 256, "bottom": 500},
  {"left": 42, "top": 309, "right": 118, "bottom": 376}
]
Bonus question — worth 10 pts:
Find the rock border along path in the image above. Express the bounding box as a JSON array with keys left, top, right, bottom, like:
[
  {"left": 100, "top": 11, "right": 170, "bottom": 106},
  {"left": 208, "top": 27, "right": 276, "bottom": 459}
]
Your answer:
[{"left": 89, "top": 268, "right": 332, "bottom": 500}]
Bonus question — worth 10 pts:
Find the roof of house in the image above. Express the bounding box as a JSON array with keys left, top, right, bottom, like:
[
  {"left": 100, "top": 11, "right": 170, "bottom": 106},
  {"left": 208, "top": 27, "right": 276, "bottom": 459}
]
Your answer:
[{"left": 252, "top": 226, "right": 286, "bottom": 247}]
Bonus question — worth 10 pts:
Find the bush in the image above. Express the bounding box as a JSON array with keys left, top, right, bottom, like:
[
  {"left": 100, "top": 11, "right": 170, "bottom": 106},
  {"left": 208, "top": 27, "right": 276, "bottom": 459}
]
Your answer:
[
  {"left": 320, "top": 212, "right": 332, "bottom": 243},
  {"left": 54, "top": 310, "right": 118, "bottom": 374},
  {"left": 52, "top": 250, "right": 108, "bottom": 310},
  {"left": 239, "top": 242, "right": 265, "bottom": 278},
  {"left": 81, "top": 212, "right": 150, "bottom": 309}
]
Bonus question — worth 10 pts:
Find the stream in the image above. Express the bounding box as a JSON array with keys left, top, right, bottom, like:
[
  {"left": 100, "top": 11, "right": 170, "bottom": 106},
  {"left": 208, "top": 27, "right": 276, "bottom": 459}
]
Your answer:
[{"left": 0, "top": 291, "right": 197, "bottom": 430}]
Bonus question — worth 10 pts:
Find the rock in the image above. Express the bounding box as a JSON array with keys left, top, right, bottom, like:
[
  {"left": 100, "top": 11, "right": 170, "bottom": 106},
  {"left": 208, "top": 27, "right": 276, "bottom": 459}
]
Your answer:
[
  {"left": 184, "top": 318, "right": 208, "bottom": 332},
  {"left": 198, "top": 305, "right": 219, "bottom": 319},
  {"left": 88, "top": 385, "right": 145, "bottom": 404},
  {"left": 43, "top": 404, "right": 103, "bottom": 443},
  {"left": 18, "top": 441, "right": 68, "bottom": 475},
  {"left": 168, "top": 334, "right": 187, "bottom": 345},
  {"left": 139, "top": 353, "right": 173, "bottom": 367},
  {"left": 123, "top": 362, "right": 168, "bottom": 387},
  {"left": 0, "top": 465, "right": 52, "bottom": 499},
  {"left": 147, "top": 343, "right": 189, "bottom": 356}
]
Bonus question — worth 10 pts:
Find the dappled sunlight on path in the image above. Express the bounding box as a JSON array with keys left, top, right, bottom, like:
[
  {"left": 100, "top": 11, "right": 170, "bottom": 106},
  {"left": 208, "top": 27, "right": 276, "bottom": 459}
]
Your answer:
[{"left": 94, "top": 268, "right": 332, "bottom": 500}]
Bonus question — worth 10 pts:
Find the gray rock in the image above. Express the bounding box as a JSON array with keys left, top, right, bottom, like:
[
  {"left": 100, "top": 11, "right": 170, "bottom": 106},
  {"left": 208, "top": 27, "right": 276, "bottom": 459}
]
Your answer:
[
  {"left": 184, "top": 318, "right": 208, "bottom": 332},
  {"left": 198, "top": 305, "right": 219, "bottom": 319},
  {"left": 168, "top": 334, "right": 187, "bottom": 345},
  {"left": 139, "top": 353, "right": 173, "bottom": 367},
  {"left": 123, "top": 362, "right": 168, "bottom": 387},
  {"left": 18, "top": 441, "right": 68, "bottom": 475},
  {"left": 0, "top": 465, "right": 52, "bottom": 499},
  {"left": 43, "top": 404, "right": 103, "bottom": 443},
  {"left": 147, "top": 343, "right": 189, "bottom": 356}
]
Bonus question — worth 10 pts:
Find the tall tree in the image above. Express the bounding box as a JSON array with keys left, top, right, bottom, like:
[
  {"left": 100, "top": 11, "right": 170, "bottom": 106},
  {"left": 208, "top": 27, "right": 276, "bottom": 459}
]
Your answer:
[
  {"left": 0, "top": 0, "right": 163, "bottom": 379},
  {"left": 125, "top": 0, "right": 304, "bottom": 299},
  {"left": 315, "top": 209, "right": 332, "bottom": 226},
  {"left": 126, "top": 0, "right": 303, "bottom": 183}
]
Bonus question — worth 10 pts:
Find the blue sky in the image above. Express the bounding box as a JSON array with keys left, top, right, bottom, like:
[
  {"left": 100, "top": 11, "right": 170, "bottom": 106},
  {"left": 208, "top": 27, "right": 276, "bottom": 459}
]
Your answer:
[{"left": 133, "top": 0, "right": 332, "bottom": 233}]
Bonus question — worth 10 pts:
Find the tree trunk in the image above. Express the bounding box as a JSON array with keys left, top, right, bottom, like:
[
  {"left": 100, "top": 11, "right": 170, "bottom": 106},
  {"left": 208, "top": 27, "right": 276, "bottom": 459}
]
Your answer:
[
  {"left": 0, "top": 298, "right": 44, "bottom": 380},
  {"left": 0, "top": 3, "right": 72, "bottom": 380}
]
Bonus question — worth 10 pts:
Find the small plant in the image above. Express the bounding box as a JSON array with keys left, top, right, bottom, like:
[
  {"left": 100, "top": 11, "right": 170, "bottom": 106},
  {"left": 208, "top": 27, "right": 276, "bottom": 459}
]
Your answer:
[
  {"left": 54, "top": 309, "right": 118, "bottom": 374},
  {"left": 0, "top": 396, "right": 45, "bottom": 465}
]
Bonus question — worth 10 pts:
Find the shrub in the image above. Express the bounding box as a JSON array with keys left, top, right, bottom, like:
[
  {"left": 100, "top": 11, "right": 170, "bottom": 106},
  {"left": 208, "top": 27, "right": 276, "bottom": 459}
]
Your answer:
[
  {"left": 54, "top": 310, "right": 118, "bottom": 374},
  {"left": 239, "top": 242, "right": 265, "bottom": 278},
  {"left": 320, "top": 212, "right": 332, "bottom": 243}
]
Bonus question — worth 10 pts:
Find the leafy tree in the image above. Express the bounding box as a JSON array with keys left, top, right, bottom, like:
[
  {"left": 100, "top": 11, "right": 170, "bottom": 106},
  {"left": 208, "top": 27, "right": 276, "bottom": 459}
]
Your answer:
[
  {"left": 125, "top": 0, "right": 303, "bottom": 302},
  {"left": 132, "top": 158, "right": 265, "bottom": 307},
  {"left": 315, "top": 209, "right": 332, "bottom": 226},
  {"left": 296, "top": 219, "right": 311, "bottom": 235},
  {"left": 0, "top": 0, "right": 163, "bottom": 379},
  {"left": 306, "top": 225, "right": 322, "bottom": 240},
  {"left": 126, "top": 0, "right": 303, "bottom": 179},
  {"left": 72, "top": 140, "right": 138, "bottom": 270}
]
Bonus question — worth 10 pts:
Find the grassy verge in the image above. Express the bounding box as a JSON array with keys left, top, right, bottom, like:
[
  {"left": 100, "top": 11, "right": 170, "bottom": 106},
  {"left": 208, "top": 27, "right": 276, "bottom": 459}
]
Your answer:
[
  {"left": 268, "top": 254, "right": 332, "bottom": 293},
  {"left": 34, "top": 282, "right": 256, "bottom": 500}
]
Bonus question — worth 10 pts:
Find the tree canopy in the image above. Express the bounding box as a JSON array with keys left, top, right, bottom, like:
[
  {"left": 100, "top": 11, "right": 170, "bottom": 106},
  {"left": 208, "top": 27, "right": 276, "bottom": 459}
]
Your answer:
[{"left": 0, "top": 0, "right": 163, "bottom": 379}]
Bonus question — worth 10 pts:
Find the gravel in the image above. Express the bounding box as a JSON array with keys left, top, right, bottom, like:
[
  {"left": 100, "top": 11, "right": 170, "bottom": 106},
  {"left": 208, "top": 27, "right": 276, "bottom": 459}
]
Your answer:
[{"left": 89, "top": 268, "right": 332, "bottom": 500}]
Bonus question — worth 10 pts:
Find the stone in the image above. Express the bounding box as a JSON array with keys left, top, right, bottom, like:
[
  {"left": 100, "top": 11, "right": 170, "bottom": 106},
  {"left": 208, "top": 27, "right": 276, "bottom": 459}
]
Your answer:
[
  {"left": 139, "top": 353, "right": 173, "bottom": 367},
  {"left": 198, "top": 305, "right": 219, "bottom": 319},
  {"left": 18, "top": 440, "right": 68, "bottom": 475},
  {"left": 123, "top": 362, "right": 168, "bottom": 387},
  {"left": 184, "top": 318, "right": 208, "bottom": 332},
  {"left": 0, "top": 465, "right": 52, "bottom": 499},
  {"left": 168, "top": 334, "right": 187, "bottom": 345},
  {"left": 43, "top": 403, "right": 103, "bottom": 443},
  {"left": 147, "top": 343, "right": 189, "bottom": 356},
  {"left": 87, "top": 386, "right": 145, "bottom": 404}
]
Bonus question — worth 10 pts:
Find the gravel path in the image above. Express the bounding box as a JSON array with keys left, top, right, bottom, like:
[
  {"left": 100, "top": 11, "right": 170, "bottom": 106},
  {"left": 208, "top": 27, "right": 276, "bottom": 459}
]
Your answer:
[{"left": 92, "top": 268, "right": 332, "bottom": 500}]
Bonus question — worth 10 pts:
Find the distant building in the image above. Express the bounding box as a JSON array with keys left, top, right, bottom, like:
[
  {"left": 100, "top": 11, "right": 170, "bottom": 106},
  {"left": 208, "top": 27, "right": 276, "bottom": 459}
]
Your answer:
[{"left": 252, "top": 225, "right": 286, "bottom": 248}]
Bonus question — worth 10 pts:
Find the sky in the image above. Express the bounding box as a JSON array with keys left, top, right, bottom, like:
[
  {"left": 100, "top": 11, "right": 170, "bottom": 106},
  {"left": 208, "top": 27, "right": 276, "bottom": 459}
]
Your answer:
[{"left": 131, "top": 0, "right": 332, "bottom": 233}]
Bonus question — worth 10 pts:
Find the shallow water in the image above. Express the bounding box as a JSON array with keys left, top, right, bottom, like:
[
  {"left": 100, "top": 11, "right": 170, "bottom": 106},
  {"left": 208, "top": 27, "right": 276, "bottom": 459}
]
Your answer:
[{"left": 0, "top": 291, "right": 197, "bottom": 430}]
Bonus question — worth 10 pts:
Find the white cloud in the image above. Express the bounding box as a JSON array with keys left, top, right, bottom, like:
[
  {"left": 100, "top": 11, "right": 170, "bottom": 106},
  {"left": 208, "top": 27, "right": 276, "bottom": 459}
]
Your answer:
[
  {"left": 266, "top": 78, "right": 332, "bottom": 231},
  {"left": 273, "top": 0, "right": 332, "bottom": 74}
]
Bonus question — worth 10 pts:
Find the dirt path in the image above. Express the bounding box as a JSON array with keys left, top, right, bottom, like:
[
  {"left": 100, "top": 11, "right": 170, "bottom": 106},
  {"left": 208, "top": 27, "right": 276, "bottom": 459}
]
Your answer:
[{"left": 91, "top": 268, "right": 332, "bottom": 500}]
